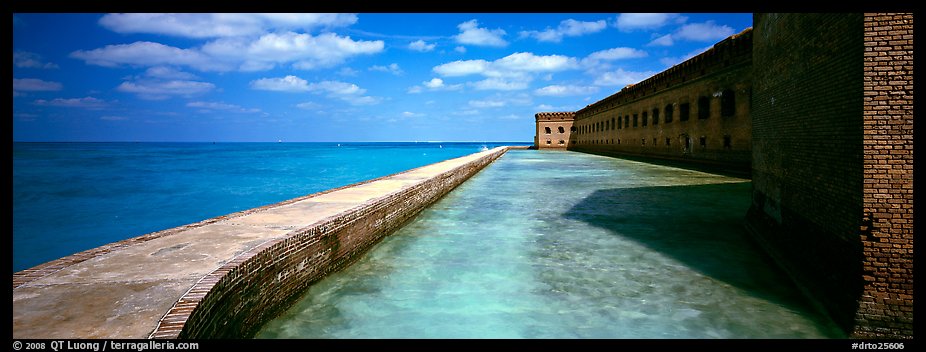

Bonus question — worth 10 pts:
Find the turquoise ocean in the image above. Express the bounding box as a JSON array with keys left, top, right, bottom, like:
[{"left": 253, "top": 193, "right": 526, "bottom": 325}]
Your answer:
[{"left": 12, "top": 142, "right": 527, "bottom": 272}]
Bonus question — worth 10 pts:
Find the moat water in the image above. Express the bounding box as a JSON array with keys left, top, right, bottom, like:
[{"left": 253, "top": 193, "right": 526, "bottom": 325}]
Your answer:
[{"left": 257, "top": 149, "right": 844, "bottom": 338}]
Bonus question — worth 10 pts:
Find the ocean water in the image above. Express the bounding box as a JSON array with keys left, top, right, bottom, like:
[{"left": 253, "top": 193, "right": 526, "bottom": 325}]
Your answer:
[
  {"left": 12, "top": 142, "right": 526, "bottom": 272},
  {"left": 257, "top": 149, "right": 844, "bottom": 339}
]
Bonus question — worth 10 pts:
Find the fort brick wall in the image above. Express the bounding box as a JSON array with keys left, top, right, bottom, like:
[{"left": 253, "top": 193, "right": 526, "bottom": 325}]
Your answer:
[
  {"left": 567, "top": 28, "right": 752, "bottom": 175},
  {"left": 153, "top": 147, "right": 509, "bottom": 338},
  {"left": 746, "top": 13, "right": 912, "bottom": 338},
  {"left": 855, "top": 13, "right": 914, "bottom": 338},
  {"left": 534, "top": 112, "right": 575, "bottom": 149}
]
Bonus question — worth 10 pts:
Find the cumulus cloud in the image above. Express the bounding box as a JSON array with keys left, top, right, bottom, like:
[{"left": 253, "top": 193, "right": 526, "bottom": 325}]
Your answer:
[
  {"left": 434, "top": 52, "right": 578, "bottom": 78},
  {"left": 33, "top": 96, "right": 107, "bottom": 109},
  {"left": 71, "top": 31, "right": 383, "bottom": 72},
  {"left": 408, "top": 40, "right": 436, "bottom": 52},
  {"left": 593, "top": 68, "right": 656, "bottom": 86},
  {"left": 13, "top": 78, "right": 63, "bottom": 92},
  {"left": 250, "top": 75, "right": 310, "bottom": 92},
  {"left": 253, "top": 76, "right": 380, "bottom": 105},
  {"left": 534, "top": 84, "right": 599, "bottom": 97},
  {"left": 674, "top": 21, "right": 735, "bottom": 41},
  {"left": 580, "top": 47, "right": 648, "bottom": 69},
  {"left": 648, "top": 34, "right": 675, "bottom": 46},
  {"left": 202, "top": 32, "right": 384, "bottom": 71},
  {"left": 519, "top": 19, "right": 607, "bottom": 43},
  {"left": 369, "top": 63, "right": 403, "bottom": 75},
  {"left": 659, "top": 45, "right": 714, "bottom": 67},
  {"left": 454, "top": 19, "right": 508, "bottom": 47},
  {"left": 468, "top": 93, "right": 532, "bottom": 109},
  {"left": 70, "top": 41, "right": 226, "bottom": 71},
  {"left": 470, "top": 78, "right": 528, "bottom": 91},
  {"left": 187, "top": 101, "right": 262, "bottom": 113},
  {"left": 408, "top": 77, "right": 463, "bottom": 94},
  {"left": 117, "top": 79, "right": 215, "bottom": 100},
  {"left": 143, "top": 66, "right": 198, "bottom": 80},
  {"left": 615, "top": 13, "right": 685, "bottom": 31},
  {"left": 13, "top": 51, "right": 59, "bottom": 69},
  {"left": 98, "top": 13, "right": 359, "bottom": 38},
  {"left": 647, "top": 21, "right": 735, "bottom": 46},
  {"left": 295, "top": 101, "right": 322, "bottom": 110}
]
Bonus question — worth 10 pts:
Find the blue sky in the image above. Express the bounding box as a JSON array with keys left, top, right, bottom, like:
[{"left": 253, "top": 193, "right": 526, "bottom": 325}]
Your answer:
[{"left": 13, "top": 13, "right": 752, "bottom": 142}]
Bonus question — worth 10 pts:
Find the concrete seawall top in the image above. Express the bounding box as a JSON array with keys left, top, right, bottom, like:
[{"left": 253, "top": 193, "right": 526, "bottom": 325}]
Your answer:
[{"left": 13, "top": 146, "right": 511, "bottom": 339}]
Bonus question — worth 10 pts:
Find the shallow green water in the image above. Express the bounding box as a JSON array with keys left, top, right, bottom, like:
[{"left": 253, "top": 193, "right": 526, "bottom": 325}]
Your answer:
[{"left": 257, "top": 150, "right": 843, "bottom": 339}]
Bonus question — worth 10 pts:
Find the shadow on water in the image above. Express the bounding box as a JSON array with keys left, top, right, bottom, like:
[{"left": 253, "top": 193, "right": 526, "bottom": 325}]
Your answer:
[{"left": 560, "top": 182, "right": 844, "bottom": 337}]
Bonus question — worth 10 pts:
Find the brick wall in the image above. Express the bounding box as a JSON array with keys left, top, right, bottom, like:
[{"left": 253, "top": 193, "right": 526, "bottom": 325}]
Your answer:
[
  {"left": 568, "top": 29, "right": 753, "bottom": 175},
  {"left": 747, "top": 13, "right": 912, "bottom": 339},
  {"left": 535, "top": 112, "right": 575, "bottom": 149},
  {"left": 855, "top": 13, "right": 914, "bottom": 339},
  {"left": 149, "top": 147, "right": 509, "bottom": 338}
]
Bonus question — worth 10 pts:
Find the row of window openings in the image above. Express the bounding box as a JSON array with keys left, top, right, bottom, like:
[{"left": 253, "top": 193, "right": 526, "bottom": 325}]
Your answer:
[
  {"left": 576, "top": 135, "right": 734, "bottom": 148},
  {"left": 543, "top": 126, "right": 567, "bottom": 134},
  {"left": 574, "top": 90, "right": 736, "bottom": 135}
]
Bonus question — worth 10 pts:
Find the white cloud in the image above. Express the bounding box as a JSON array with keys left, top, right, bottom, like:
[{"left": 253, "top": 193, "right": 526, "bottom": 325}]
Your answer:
[
  {"left": 433, "top": 52, "right": 578, "bottom": 80},
  {"left": 13, "top": 51, "right": 59, "bottom": 69},
  {"left": 203, "top": 32, "right": 384, "bottom": 71},
  {"left": 593, "top": 68, "right": 656, "bottom": 86},
  {"left": 659, "top": 45, "right": 713, "bottom": 67},
  {"left": 424, "top": 78, "right": 445, "bottom": 88},
  {"left": 675, "top": 21, "right": 735, "bottom": 41},
  {"left": 307, "top": 81, "right": 365, "bottom": 95},
  {"left": 468, "top": 93, "right": 532, "bottom": 108},
  {"left": 34, "top": 96, "right": 107, "bottom": 109},
  {"left": 338, "top": 67, "right": 359, "bottom": 76},
  {"left": 581, "top": 47, "right": 648, "bottom": 69},
  {"left": 586, "top": 47, "right": 648, "bottom": 62},
  {"left": 615, "top": 13, "right": 684, "bottom": 31},
  {"left": 250, "top": 75, "right": 310, "bottom": 92},
  {"left": 187, "top": 101, "right": 261, "bottom": 113},
  {"left": 433, "top": 59, "right": 491, "bottom": 77},
  {"left": 454, "top": 19, "right": 508, "bottom": 47},
  {"left": 408, "top": 40, "right": 436, "bottom": 52},
  {"left": 647, "top": 34, "right": 674, "bottom": 46},
  {"left": 144, "top": 66, "right": 198, "bottom": 80},
  {"left": 295, "top": 101, "right": 322, "bottom": 110},
  {"left": 410, "top": 78, "right": 463, "bottom": 93},
  {"left": 499, "top": 114, "right": 521, "bottom": 120},
  {"left": 117, "top": 79, "right": 215, "bottom": 100},
  {"left": 646, "top": 21, "right": 735, "bottom": 47},
  {"left": 369, "top": 63, "right": 403, "bottom": 75},
  {"left": 402, "top": 111, "right": 423, "bottom": 117},
  {"left": 470, "top": 78, "right": 529, "bottom": 91},
  {"left": 253, "top": 76, "right": 380, "bottom": 105},
  {"left": 469, "top": 99, "right": 506, "bottom": 108},
  {"left": 72, "top": 31, "right": 383, "bottom": 72},
  {"left": 71, "top": 41, "right": 227, "bottom": 71},
  {"left": 454, "top": 46, "right": 467, "bottom": 53},
  {"left": 100, "top": 115, "right": 128, "bottom": 121},
  {"left": 13, "top": 78, "right": 63, "bottom": 91},
  {"left": 534, "top": 84, "right": 599, "bottom": 97},
  {"left": 519, "top": 19, "right": 607, "bottom": 43},
  {"left": 98, "top": 13, "right": 358, "bottom": 38}
]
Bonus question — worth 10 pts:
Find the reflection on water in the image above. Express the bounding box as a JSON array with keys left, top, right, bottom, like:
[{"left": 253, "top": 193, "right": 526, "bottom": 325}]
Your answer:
[{"left": 257, "top": 150, "right": 843, "bottom": 338}]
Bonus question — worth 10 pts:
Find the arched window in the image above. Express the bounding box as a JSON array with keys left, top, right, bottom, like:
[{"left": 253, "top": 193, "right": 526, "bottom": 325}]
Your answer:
[
  {"left": 652, "top": 108, "right": 659, "bottom": 125},
  {"left": 665, "top": 104, "right": 674, "bottom": 123},
  {"left": 558, "top": 126, "right": 565, "bottom": 133},
  {"left": 544, "top": 126, "right": 551, "bottom": 134}
]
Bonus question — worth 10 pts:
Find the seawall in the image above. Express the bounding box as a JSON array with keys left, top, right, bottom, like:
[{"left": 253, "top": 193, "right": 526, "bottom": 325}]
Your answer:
[{"left": 13, "top": 146, "right": 510, "bottom": 339}]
